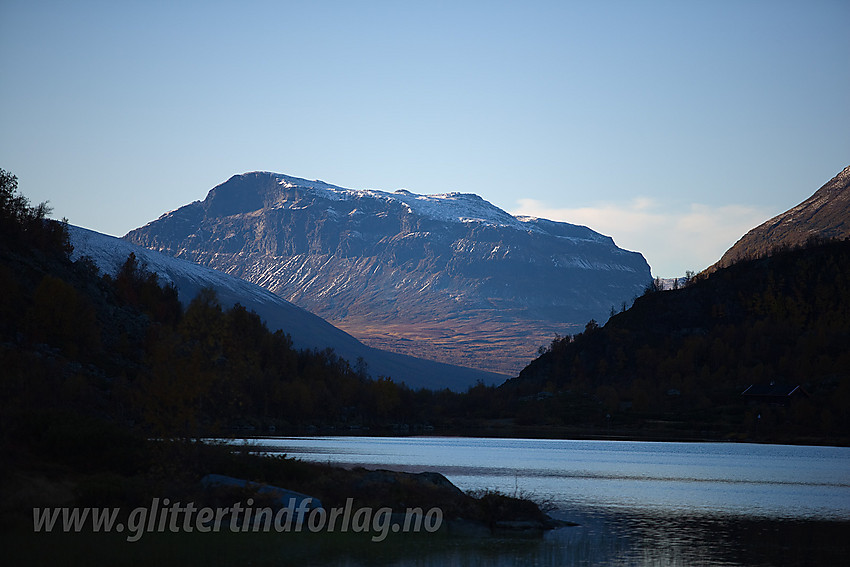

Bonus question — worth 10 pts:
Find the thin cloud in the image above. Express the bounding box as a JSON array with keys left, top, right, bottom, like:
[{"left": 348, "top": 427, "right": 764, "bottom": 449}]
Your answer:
[{"left": 511, "top": 198, "right": 772, "bottom": 276}]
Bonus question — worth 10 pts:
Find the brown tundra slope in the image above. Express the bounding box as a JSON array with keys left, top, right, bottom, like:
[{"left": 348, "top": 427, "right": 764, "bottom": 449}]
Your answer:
[{"left": 711, "top": 165, "right": 850, "bottom": 271}]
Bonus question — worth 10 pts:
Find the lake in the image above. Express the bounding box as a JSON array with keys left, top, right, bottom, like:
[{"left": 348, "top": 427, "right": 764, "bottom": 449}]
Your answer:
[{"left": 239, "top": 436, "right": 850, "bottom": 566}]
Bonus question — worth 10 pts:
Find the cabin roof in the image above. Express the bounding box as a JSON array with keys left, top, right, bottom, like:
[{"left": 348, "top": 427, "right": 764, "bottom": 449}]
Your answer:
[{"left": 741, "top": 383, "right": 806, "bottom": 397}]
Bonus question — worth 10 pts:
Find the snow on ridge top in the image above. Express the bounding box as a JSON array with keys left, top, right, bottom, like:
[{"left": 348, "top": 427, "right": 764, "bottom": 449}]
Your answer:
[
  {"left": 266, "top": 172, "right": 536, "bottom": 231},
  {"left": 270, "top": 172, "right": 347, "bottom": 192},
  {"left": 254, "top": 171, "right": 608, "bottom": 242},
  {"left": 384, "top": 189, "right": 528, "bottom": 230}
]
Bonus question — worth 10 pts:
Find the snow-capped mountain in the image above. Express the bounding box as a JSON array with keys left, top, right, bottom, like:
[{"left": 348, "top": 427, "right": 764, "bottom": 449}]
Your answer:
[
  {"left": 125, "top": 172, "right": 652, "bottom": 374},
  {"left": 68, "top": 225, "right": 506, "bottom": 390}
]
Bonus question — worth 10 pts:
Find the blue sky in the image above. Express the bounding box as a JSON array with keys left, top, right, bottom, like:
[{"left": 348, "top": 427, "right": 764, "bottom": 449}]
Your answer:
[{"left": 1, "top": 0, "right": 848, "bottom": 276}]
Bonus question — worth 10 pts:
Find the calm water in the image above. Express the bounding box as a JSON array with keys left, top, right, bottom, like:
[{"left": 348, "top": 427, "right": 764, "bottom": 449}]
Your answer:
[{"left": 236, "top": 437, "right": 850, "bottom": 566}]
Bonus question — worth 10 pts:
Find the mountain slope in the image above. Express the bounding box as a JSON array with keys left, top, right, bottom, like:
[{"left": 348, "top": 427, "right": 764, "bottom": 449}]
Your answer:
[
  {"left": 712, "top": 165, "right": 850, "bottom": 270},
  {"left": 124, "top": 172, "right": 652, "bottom": 374},
  {"left": 69, "top": 225, "right": 506, "bottom": 390}
]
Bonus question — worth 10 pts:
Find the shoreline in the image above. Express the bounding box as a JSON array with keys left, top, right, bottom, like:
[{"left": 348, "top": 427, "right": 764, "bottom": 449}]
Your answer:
[{"left": 221, "top": 426, "right": 850, "bottom": 449}]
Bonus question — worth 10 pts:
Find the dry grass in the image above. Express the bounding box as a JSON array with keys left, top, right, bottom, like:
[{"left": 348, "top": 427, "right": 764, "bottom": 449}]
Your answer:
[{"left": 333, "top": 316, "right": 579, "bottom": 376}]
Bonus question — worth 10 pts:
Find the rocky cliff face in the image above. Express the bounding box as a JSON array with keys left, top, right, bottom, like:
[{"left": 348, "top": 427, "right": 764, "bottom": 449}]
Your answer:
[
  {"left": 712, "top": 165, "right": 850, "bottom": 271},
  {"left": 125, "top": 172, "right": 651, "bottom": 374}
]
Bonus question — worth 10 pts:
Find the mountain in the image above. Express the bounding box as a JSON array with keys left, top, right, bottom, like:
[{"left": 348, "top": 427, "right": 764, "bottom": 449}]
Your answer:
[
  {"left": 124, "top": 172, "right": 652, "bottom": 375},
  {"left": 68, "top": 225, "right": 506, "bottom": 390},
  {"left": 712, "top": 165, "right": 850, "bottom": 271}
]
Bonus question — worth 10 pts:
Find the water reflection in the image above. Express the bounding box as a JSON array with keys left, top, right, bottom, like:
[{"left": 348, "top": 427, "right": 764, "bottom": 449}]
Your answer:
[
  {"left": 9, "top": 512, "right": 848, "bottom": 567},
  {"left": 306, "top": 513, "right": 848, "bottom": 567}
]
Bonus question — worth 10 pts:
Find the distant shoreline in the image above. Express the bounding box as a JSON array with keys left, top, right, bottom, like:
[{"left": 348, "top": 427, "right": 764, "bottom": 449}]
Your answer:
[{"left": 225, "top": 427, "right": 849, "bottom": 449}]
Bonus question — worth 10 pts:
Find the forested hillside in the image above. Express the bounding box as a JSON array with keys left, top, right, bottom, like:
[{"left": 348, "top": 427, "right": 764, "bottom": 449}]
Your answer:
[
  {"left": 1, "top": 169, "right": 449, "bottom": 446},
  {"left": 497, "top": 237, "right": 850, "bottom": 443}
]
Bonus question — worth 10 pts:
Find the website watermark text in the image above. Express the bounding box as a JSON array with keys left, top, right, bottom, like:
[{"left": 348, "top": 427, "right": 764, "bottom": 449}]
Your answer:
[{"left": 33, "top": 497, "right": 443, "bottom": 542}]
